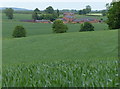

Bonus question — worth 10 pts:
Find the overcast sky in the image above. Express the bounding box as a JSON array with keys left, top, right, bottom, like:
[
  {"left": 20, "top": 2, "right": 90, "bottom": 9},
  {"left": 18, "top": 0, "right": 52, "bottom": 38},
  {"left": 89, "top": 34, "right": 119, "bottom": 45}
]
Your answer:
[{"left": 0, "top": 0, "right": 112, "bottom": 10}]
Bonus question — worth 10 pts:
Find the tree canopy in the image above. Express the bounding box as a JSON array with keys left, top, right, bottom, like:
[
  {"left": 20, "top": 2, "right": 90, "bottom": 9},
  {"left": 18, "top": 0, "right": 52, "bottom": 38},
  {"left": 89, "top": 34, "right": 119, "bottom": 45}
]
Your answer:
[
  {"left": 12, "top": 26, "right": 26, "bottom": 38},
  {"left": 52, "top": 20, "right": 68, "bottom": 33},
  {"left": 4, "top": 8, "right": 14, "bottom": 19},
  {"left": 32, "top": 12, "right": 39, "bottom": 20},
  {"left": 80, "top": 22, "right": 94, "bottom": 32},
  {"left": 86, "top": 5, "right": 91, "bottom": 13},
  {"left": 107, "top": 1, "right": 120, "bottom": 29},
  {"left": 45, "top": 6, "right": 54, "bottom": 14},
  {"left": 78, "top": 5, "right": 91, "bottom": 15}
]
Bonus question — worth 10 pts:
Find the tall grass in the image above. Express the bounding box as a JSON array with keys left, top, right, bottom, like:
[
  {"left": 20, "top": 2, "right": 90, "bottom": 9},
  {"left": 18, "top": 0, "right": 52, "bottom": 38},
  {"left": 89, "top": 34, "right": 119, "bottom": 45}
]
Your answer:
[{"left": 2, "top": 58, "right": 118, "bottom": 87}]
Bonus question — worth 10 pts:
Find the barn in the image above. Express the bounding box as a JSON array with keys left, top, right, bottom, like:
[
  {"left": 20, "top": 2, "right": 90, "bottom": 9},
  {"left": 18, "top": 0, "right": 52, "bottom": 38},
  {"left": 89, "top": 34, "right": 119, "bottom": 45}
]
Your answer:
[{"left": 63, "top": 16, "right": 74, "bottom": 22}]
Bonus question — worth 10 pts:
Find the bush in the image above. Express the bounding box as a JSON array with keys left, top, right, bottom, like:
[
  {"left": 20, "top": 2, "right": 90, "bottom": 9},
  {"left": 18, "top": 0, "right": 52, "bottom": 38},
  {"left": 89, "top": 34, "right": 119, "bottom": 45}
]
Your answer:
[
  {"left": 79, "top": 22, "right": 94, "bottom": 32},
  {"left": 12, "top": 26, "right": 26, "bottom": 38},
  {"left": 52, "top": 20, "right": 68, "bottom": 33}
]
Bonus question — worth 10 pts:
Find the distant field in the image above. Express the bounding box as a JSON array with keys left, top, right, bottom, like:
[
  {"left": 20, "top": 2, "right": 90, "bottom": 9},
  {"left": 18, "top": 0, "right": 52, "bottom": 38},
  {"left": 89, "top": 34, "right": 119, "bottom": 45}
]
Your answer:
[
  {"left": 2, "top": 13, "right": 118, "bottom": 87},
  {"left": 2, "top": 13, "right": 108, "bottom": 38}
]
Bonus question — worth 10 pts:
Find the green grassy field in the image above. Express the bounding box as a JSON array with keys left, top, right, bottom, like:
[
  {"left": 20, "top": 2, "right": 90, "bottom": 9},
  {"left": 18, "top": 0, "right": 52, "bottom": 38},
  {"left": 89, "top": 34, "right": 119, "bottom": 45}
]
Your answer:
[
  {"left": 2, "top": 13, "right": 118, "bottom": 87},
  {"left": 2, "top": 14, "right": 108, "bottom": 39}
]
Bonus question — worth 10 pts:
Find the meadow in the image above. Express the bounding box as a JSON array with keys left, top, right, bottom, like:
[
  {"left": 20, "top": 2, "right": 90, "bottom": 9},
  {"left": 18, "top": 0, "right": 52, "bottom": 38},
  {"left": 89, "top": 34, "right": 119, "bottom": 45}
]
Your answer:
[
  {"left": 2, "top": 13, "right": 118, "bottom": 87},
  {"left": 2, "top": 13, "right": 108, "bottom": 38}
]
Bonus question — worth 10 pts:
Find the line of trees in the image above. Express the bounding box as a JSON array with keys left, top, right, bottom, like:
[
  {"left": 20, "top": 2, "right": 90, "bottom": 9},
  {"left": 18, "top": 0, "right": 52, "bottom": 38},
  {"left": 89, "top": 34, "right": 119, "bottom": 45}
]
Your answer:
[
  {"left": 13, "top": 21, "right": 95, "bottom": 38},
  {"left": 32, "top": 6, "right": 59, "bottom": 21},
  {"left": 78, "top": 5, "right": 91, "bottom": 15}
]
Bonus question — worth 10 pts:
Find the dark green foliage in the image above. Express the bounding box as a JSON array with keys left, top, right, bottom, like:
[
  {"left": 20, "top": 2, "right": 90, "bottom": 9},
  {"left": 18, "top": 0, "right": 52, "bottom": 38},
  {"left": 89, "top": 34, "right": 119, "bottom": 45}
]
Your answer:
[
  {"left": 52, "top": 20, "right": 68, "bottom": 33},
  {"left": 45, "top": 6, "right": 54, "bottom": 14},
  {"left": 101, "top": 10, "right": 107, "bottom": 16},
  {"left": 80, "top": 22, "right": 94, "bottom": 32},
  {"left": 34, "top": 8, "right": 40, "bottom": 13},
  {"left": 56, "top": 9, "right": 60, "bottom": 17},
  {"left": 32, "top": 12, "right": 39, "bottom": 20},
  {"left": 78, "top": 5, "right": 91, "bottom": 15},
  {"left": 12, "top": 26, "right": 26, "bottom": 38},
  {"left": 34, "top": 8, "right": 41, "bottom": 14},
  {"left": 107, "top": 1, "right": 120, "bottom": 29},
  {"left": 4, "top": 8, "right": 14, "bottom": 19},
  {"left": 86, "top": 5, "right": 91, "bottom": 13},
  {"left": 39, "top": 14, "right": 57, "bottom": 21},
  {"left": 78, "top": 9, "right": 87, "bottom": 15},
  {"left": 78, "top": 10, "right": 83, "bottom": 15}
]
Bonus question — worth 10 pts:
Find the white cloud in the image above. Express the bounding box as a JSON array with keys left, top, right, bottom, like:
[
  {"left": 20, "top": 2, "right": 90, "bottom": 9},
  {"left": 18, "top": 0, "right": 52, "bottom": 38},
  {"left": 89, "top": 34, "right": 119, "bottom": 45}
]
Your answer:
[{"left": 1, "top": 0, "right": 112, "bottom": 3}]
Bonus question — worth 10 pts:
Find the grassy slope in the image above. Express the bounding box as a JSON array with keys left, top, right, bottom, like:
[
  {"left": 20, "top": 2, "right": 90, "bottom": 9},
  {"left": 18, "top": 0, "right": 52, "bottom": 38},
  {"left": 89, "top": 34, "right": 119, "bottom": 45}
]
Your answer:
[
  {"left": 2, "top": 30, "right": 118, "bottom": 87},
  {"left": 2, "top": 13, "right": 118, "bottom": 87},
  {"left": 3, "top": 30, "right": 118, "bottom": 65}
]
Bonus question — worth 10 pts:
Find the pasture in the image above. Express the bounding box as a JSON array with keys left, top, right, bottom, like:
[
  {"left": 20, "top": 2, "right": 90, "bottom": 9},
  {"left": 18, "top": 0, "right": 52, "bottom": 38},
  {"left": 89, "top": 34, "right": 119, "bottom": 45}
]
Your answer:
[
  {"left": 2, "top": 13, "right": 118, "bottom": 87},
  {"left": 2, "top": 13, "right": 108, "bottom": 38}
]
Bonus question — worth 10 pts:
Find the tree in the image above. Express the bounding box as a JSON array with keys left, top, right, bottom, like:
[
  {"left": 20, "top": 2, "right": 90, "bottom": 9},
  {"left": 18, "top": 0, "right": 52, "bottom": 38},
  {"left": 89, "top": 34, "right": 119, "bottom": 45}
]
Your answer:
[
  {"left": 82, "top": 9, "right": 87, "bottom": 15},
  {"left": 4, "top": 8, "right": 14, "bottom": 19},
  {"left": 107, "top": 1, "right": 120, "bottom": 29},
  {"left": 106, "top": 3, "right": 110, "bottom": 10},
  {"left": 32, "top": 12, "right": 39, "bottom": 20},
  {"left": 80, "top": 22, "right": 94, "bottom": 32},
  {"left": 12, "top": 26, "right": 26, "bottom": 38},
  {"left": 34, "top": 8, "right": 40, "bottom": 12},
  {"left": 45, "top": 6, "right": 54, "bottom": 14},
  {"left": 86, "top": 5, "right": 91, "bottom": 13},
  {"left": 34, "top": 8, "right": 40, "bottom": 14},
  {"left": 56, "top": 9, "right": 60, "bottom": 17},
  {"left": 101, "top": 10, "right": 107, "bottom": 16},
  {"left": 78, "top": 9, "right": 87, "bottom": 15},
  {"left": 78, "top": 10, "right": 83, "bottom": 15},
  {"left": 52, "top": 20, "right": 68, "bottom": 33}
]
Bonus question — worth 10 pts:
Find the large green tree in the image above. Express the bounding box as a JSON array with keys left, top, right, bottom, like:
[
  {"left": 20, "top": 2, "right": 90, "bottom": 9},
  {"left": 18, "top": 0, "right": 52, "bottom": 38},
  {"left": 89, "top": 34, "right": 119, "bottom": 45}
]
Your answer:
[
  {"left": 107, "top": 1, "right": 120, "bottom": 29},
  {"left": 4, "top": 8, "right": 14, "bottom": 19},
  {"left": 32, "top": 12, "right": 39, "bottom": 20},
  {"left": 12, "top": 26, "right": 26, "bottom": 38},
  {"left": 79, "top": 22, "right": 94, "bottom": 32},
  {"left": 86, "top": 5, "right": 91, "bottom": 13},
  {"left": 45, "top": 6, "right": 54, "bottom": 14},
  {"left": 52, "top": 20, "right": 68, "bottom": 33},
  {"left": 56, "top": 9, "right": 60, "bottom": 17},
  {"left": 34, "top": 8, "right": 40, "bottom": 14}
]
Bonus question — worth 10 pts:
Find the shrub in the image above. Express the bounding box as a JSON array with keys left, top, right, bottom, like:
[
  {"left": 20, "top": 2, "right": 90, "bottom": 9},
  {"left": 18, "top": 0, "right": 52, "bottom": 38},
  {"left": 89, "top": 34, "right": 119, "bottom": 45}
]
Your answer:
[
  {"left": 12, "top": 26, "right": 26, "bottom": 38},
  {"left": 79, "top": 22, "right": 94, "bottom": 32},
  {"left": 52, "top": 20, "right": 68, "bottom": 33}
]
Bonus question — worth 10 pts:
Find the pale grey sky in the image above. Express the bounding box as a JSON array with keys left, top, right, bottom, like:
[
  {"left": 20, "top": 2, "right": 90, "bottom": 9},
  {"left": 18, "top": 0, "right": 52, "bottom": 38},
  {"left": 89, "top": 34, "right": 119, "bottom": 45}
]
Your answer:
[{"left": 0, "top": 0, "right": 112, "bottom": 10}]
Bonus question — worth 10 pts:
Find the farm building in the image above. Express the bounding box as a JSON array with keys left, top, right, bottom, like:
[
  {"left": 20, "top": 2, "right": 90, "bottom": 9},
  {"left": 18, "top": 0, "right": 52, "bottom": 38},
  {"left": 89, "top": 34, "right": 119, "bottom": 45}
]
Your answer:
[{"left": 63, "top": 16, "right": 74, "bottom": 22}]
